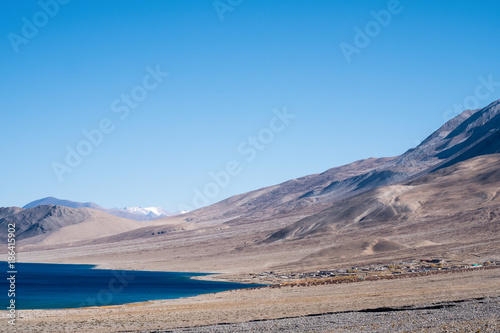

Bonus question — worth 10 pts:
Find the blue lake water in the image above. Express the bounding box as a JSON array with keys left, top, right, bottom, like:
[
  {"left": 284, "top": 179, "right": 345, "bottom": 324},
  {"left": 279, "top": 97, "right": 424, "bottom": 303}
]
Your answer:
[{"left": 1, "top": 262, "right": 263, "bottom": 310}]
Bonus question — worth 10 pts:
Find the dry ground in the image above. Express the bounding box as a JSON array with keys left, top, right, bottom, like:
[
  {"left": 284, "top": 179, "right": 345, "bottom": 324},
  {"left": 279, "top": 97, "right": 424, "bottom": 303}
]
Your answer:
[{"left": 1, "top": 268, "right": 499, "bottom": 332}]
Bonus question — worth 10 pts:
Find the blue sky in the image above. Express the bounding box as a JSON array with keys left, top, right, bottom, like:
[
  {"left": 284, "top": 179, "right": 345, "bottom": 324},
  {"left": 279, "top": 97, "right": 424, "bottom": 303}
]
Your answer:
[{"left": 1, "top": 0, "right": 499, "bottom": 211}]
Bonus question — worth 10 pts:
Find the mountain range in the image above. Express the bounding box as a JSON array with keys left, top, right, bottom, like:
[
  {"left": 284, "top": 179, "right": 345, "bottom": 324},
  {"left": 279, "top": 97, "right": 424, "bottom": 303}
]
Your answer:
[
  {"left": 22, "top": 197, "right": 174, "bottom": 221},
  {"left": 0, "top": 205, "right": 147, "bottom": 246},
  {"left": 2, "top": 99, "right": 499, "bottom": 274}
]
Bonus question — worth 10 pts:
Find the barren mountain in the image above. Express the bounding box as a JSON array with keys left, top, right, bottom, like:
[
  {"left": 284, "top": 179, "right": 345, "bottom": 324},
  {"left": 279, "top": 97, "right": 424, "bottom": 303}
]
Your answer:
[
  {"left": 20, "top": 154, "right": 500, "bottom": 277},
  {"left": 13, "top": 100, "right": 500, "bottom": 277},
  {"left": 183, "top": 100, "right": 500, "bottom": 223},
  {"left": 0, "top": 206, "right": 23, "bottom": 219},
  {"left": 265, "top": 154, "right": 500, "bottom": 245},
  {"left": 0, "top": 205, "right": 152, "bottom": 246}
]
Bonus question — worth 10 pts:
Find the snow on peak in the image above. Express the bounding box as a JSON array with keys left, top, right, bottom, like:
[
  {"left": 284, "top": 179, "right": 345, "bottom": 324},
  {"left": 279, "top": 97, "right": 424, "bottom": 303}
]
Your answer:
[{"left": 122, "top": 206, "right": 172, "bottom": 218}]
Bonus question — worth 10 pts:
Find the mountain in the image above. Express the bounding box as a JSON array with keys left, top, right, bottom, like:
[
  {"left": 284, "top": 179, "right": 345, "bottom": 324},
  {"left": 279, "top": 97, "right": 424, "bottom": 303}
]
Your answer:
[
  {"left": 183, "top": 100, "right": 500, "bottom": 223},
  {"left": 0, "top": 206, "right": 23, "bottom": 219},
  {"left": 23, "top": 197, "right": 174, "bottom": 221},
  {"left": 120, "top": 206, "right": 174, "bottom": 219},
  {"left": 0, "top": 205, "right": 148, "bottom": 246},
  {"left": 33, "top": 154, "right": 499, "bottom": 275},
  {"left": 23, "top": 197, "right": 101, "bottom": 210},
  {"left": 21, "top": 99, "right": 499, "bottom": 229},
  {"left": 17, "top": 100, "right": 500, "bottom": 276},
  {"left": 394, "top": 99, "right": 500, "bottom": 171},
  {"left": 264, "top": 153, "right": 500, "bottom": 243},
  {"left": 246, "top": 153, "right": 500, "bottom": 272}
]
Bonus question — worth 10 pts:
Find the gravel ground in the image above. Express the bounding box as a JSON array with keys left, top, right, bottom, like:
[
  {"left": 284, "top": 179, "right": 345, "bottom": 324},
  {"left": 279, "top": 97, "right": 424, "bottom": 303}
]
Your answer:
[{"left": 165, "top": 297, "right": 500, "bottom": 333}]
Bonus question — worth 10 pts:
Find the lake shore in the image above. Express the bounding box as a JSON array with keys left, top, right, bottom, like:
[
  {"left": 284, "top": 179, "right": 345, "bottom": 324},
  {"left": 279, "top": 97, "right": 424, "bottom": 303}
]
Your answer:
[{"left": 2, "top": 266, "right": 499, "bottom": 332}]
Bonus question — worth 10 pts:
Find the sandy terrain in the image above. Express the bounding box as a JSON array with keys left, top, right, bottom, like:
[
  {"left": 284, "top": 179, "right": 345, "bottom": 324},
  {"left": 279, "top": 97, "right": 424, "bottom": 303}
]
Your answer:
[{"left": 1, "top": 267, "right": 499, "bottom": 332}]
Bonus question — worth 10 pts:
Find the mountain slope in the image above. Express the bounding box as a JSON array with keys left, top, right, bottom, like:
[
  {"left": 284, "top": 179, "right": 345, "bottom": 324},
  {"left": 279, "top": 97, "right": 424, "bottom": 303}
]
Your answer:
[
  {"left": 182, "top": 100, "right": 500, "bottom": 223},
  {"left": 395, "top": 99, "right": 500, "bottom": 171},
  {"left": 264, "top": 153, "right": 500, "bottom": 244},
  {"left": 1, "top": 205, "right": 91, "bottom": 241}
]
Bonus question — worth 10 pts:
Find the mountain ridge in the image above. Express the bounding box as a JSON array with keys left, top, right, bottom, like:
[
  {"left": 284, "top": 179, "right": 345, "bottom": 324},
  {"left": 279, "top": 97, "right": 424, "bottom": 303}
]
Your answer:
[
  {"left": 18, "top": 100, "right": 500, "bottom": 227},
  {"left": 22, "top": 197, "right": 174, "bottom": 221},
  {"left": 8, "top": 100, "right": 500, "bottom": 256},
  {"left": 180, "top": 99, "right": 500, "bottom": 223}
]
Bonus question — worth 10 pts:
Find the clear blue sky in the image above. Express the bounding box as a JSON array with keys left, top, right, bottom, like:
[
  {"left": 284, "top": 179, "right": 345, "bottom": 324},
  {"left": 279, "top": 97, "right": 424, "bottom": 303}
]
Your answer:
[{"left": 1, "top": 0, "right": 499, "bottom": 211}]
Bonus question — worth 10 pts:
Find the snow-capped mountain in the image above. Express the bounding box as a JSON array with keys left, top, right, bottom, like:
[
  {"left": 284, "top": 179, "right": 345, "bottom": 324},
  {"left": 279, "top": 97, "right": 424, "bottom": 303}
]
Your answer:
[{"left": 121, "top": 206, "right": 173, "bottom": 219}]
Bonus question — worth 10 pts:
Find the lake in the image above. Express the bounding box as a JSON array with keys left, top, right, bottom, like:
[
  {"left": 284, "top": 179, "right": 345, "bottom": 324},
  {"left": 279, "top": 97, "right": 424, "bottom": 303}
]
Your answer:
[{"left": 1, "top": 262, "right": 262, "bottom": 310}]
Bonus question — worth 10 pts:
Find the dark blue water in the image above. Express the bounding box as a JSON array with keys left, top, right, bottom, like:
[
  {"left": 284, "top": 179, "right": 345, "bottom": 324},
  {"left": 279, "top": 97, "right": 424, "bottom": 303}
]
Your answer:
[{"left": 0, "top": 262, "right": 262, "bottom": 310}]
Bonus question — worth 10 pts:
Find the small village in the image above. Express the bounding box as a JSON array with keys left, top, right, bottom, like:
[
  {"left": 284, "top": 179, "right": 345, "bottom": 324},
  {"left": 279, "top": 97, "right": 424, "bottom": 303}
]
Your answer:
[{"left": 245, "top": 259, "right": 500, "bottom": 286}]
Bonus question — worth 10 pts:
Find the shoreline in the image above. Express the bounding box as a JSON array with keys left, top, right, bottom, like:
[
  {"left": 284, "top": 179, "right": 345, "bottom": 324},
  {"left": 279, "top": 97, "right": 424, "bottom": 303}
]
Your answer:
[
  {"left": 0, "top": 262, "right": 268, "bottom": 317},
  {"left": 3, "top": 261, "right": 498, "bottom": 312},
  {"left": 1, "top": 267, "right": 498, "bottom": 332}
]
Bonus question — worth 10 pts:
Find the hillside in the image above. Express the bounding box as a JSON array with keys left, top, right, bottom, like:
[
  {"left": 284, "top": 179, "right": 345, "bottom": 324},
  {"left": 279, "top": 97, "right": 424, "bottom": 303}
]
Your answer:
[
  {"left": 265, "top": 154, "right": 500, "bottom": 243},
  {"left": 181, "top": 100, "right": 500, "bottom": 223}
]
